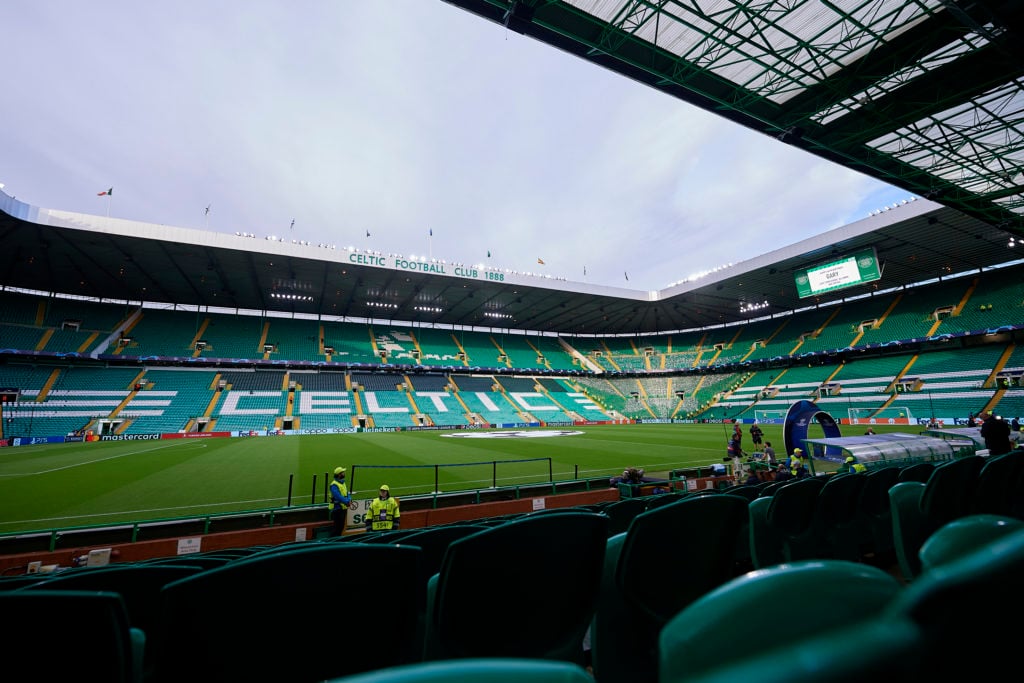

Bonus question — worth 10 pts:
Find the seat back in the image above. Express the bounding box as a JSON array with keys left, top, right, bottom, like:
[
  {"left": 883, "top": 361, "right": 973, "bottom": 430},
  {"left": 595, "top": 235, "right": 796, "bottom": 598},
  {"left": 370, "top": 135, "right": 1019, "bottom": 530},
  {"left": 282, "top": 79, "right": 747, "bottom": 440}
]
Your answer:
[
  {"left": 854, "top": 466, "right": 902, "bottom": 558},
  {"left": 22, "top": 562, "right": 204, "bottom": 679},
  {"left": 887, "top": 527, "right": 1024, "bottom": 678},
  {"left": 399, "top": 525, "right": 489, "bottom": 586},
  {"left": 919, "top": 455, "right": 985, "bottom": 528},
  {"left": 898, "top": 462, "right": 935, "bottom": 483},
  {"left": 591, "top": 495, "right": 748, "bottom": 683},
  {"left": 324, "top": 658, "right": 595, "bottom": 683},
  {"left": 0, "top": 590, "right": 144, "bottom": 683},
  {"left": 971, "top": 450, "right": 1024, "bottom": 516},
  {"left": 917, "top": 514, "right": 1024, "bottom": 573},
  {"left": 815, "top": 473, "right": 869, "bottom": 561},
  {"left": 659, "top": 560, "right": 903, "bottom": 681},
  {"left": 764, "top": 477, "right": 827, "bottom": 561},
  {"left": 424, "top": 511, "right": 607, "bottom": 663},
  {"left": 156, "top": 544, "right": 423, "bottom": 682},
  {"left": 662, "top": 618, "right": 922, "bottom": 683},
  {"left": 766, "top": 477, "right": 825, "bottom": 536},
  {"left": 603, "top": 498, "right": 648, "bottom": 536}
]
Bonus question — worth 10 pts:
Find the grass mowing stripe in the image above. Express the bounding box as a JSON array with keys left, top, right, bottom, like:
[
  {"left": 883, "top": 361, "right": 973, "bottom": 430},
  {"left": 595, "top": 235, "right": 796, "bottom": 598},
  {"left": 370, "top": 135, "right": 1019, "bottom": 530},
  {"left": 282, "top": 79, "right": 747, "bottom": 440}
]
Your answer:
[{"left": 0, "top": 422, "right": 878, "bottom": 533}]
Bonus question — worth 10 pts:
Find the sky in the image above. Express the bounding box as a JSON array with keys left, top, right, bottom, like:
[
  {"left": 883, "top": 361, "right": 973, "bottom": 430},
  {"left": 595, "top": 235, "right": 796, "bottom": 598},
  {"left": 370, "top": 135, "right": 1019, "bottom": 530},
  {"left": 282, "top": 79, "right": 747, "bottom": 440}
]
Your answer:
[{"left": 2, "top": 1, "right": 914, "bottom": 292}]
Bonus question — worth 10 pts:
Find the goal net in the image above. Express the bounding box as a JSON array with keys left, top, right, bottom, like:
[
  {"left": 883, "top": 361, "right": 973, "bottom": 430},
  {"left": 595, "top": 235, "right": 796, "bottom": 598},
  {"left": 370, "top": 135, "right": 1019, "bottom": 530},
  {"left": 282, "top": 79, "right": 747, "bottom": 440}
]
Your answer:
[
  {"left": 847, "top": 406, "right": 914, "bottom": 423},
  {"left": 753, "top": 409, "right": 788, "bottom": 422}
]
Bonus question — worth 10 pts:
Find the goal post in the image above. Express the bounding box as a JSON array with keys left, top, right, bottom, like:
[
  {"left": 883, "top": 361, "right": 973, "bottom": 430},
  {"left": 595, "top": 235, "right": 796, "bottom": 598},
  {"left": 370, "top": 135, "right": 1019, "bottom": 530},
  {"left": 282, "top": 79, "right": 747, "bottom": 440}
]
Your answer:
[{"left": 847, "top": 406, "right": 914, "bottom": 423}]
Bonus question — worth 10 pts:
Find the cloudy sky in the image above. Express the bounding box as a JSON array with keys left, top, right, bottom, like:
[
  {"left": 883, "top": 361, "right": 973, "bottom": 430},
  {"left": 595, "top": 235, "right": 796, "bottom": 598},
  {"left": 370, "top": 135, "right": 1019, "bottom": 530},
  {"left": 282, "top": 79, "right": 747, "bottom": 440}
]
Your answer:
[{"left": 3, "top": 1, "right": 913, "bottom": 291}]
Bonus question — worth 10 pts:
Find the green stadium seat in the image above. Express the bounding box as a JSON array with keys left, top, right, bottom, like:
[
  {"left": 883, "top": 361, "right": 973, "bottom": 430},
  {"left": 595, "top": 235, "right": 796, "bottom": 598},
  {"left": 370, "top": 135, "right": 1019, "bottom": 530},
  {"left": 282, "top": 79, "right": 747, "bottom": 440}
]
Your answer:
[
  {"left": 325, "top": 658, "right": 594, "bottom": 683},
  {"left": 971, "top": 449, "right": 1024, "bottom": 516},
  {"left": 762, "top": 477, "right": 826, "bottom": 563},
  {"left": 852, "top": 465, "right": 901, "bottom": 562},
  {"left": 917, "top": 514, "right": 1024, "bottom": 573},
  {"left": 602, "top": 497, "right": 648, "bottom": 537},
  {"left": 886, "top": 527, "right": 1024, "bottom": 678},
  {"left": 813, "top": 472, "right": 868, "bottom": 561},
  {"left": 19, "top": 563, "right": 204, "bottom": 680},
  {"left": 155, "top": 544, "right": 423, "bottom": 682},
  {"left": 658, "top": 560, "right": 904, "bottom": 681},
  {"left": 423, "top": 511, "right": 607, "bottom": 664},
  {"left": 889, "top": 455, "right": 986, "bottom": 580},
  {"left": 666, "top": 617, "right": 923, "bottom": 683},
  {"left": 897, "top": 462, "right": 935, "bottom": 483},
  {"left": 0, "top": 590, "right": 146, "bottom": 683},
  {"left": 590, "top": 494, "right": 748, "bottom": 683}
]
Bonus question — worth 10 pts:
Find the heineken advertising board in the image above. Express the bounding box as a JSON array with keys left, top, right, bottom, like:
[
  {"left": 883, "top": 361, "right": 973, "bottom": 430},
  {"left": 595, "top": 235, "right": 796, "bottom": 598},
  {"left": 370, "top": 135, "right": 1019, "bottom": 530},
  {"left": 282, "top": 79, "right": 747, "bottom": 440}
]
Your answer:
[{"left": 794, "top": 247, "right": 881, "bottom": 298}]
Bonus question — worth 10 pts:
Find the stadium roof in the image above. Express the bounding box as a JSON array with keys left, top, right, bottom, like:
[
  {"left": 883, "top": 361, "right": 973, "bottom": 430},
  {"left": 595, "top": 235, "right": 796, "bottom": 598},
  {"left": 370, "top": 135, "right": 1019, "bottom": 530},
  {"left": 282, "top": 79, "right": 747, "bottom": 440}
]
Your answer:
[
  {"left": 1, "top": 192, "right": 1018, "bottom": 336},
  {"left": 3, "top": 0, "right": 1023, "bottom": 336},
  {"left": 444, "top": 0, "right": 1024, "bottom": 238}
]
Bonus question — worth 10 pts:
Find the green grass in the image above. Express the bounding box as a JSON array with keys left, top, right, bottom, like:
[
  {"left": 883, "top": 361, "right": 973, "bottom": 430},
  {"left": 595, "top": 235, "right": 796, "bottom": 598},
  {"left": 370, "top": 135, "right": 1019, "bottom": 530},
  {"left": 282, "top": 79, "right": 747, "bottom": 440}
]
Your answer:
[{"left": 0, "top": 422, "right": 909, "bottom": 534}]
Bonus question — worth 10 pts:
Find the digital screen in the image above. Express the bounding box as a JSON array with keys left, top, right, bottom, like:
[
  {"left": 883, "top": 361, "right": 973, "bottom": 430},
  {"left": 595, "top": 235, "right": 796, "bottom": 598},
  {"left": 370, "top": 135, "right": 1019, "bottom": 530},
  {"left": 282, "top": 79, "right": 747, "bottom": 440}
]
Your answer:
[{"left": 794, "top": 248, "right": 881, "bottom": 298}]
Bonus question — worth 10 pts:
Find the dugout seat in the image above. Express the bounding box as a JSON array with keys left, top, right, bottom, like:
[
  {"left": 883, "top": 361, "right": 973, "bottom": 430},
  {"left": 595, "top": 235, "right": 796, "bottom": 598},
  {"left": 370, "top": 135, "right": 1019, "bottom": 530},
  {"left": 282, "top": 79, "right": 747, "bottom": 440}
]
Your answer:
[
  {"left": 890, "top": 455, "right": 985, "bottom": 580},
  {"left": 0, "top": 590, "right": 146, "bottom": 683},
  {"left": 155, "top": 544, "right": 423, "bottom": 682},
  {"left": 590, "top": 494, "right": 748, "bottom": 683},
  {"left": 422, "top": 511, "right": 607, "bottom": 664},
  {"left": 658, "top": 560, "right": 903, "bottom": 682}
]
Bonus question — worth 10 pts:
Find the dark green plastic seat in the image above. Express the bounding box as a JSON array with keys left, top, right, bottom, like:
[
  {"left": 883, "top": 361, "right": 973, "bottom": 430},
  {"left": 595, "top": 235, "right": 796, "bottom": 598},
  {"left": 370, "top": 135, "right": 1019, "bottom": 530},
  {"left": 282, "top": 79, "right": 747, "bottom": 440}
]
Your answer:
[
  {"left": 603, "top": 497, "right": 648, "bottom": 537},
  {"left": 890, "top": 455, "right": 986, "bottom": 579},
  {"left": 664, "top": 617, "right": 922, "bottom": 683},
  {"left": 156, "top": 544, "right": 423, "bottom": 682},
  {"left": 324, "top": 658, "right": 594, "bottom": 683},
  {"left": 1, "top": 590, "right": 146, "bottom": 683},
  {"left": 887, "top": 527, "right": 1024, "bottom": 678},
  {"left": 591, "top": 494, "right": 749, "bottom": 683},
  {"left": 659, "top": 560, "right": 903, "bottom": 681},
  {"left": 918, "top": 513, "right": 1024, "bottom": 573},
  {"left": 898, "top": 462, "right": 935, "bottom": 483},
  {"left": 814, "top": 472, "right": 868, "bottom": 561},
  {"left": 971, "top": 449, "right": 1024, "bottom": 516},
  {"left": 21, "top": 562, "right": 204, "bottom": 680},
  {"left": 423, "top": 511, "right": 607, "bottom": 664},
  {"left": 760, "top": 477, "right": 826, "bottom": 563},
  {"left": 853, "top": 465, "right": 901, "bottom": 561}
]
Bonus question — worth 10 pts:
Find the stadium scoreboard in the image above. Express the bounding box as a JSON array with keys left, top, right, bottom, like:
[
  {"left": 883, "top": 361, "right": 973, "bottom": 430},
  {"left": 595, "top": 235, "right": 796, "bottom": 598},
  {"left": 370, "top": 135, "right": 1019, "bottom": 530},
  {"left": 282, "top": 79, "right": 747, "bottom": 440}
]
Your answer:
[{"left": 794, "top": 247, "right": 881, "bottom": 298}]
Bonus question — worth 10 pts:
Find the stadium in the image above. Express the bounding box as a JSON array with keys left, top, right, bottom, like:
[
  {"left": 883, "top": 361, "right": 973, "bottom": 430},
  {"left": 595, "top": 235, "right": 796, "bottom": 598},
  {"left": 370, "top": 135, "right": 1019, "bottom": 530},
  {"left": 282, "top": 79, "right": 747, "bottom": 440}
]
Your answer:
[{"left": 2, "top": 1, "right": 1023, "bottom": 681}]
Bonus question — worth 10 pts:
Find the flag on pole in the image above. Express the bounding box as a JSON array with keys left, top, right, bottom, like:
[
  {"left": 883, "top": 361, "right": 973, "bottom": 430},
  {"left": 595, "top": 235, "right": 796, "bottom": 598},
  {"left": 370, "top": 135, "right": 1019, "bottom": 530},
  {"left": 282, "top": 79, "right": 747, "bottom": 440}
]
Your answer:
[
  {"left": 97, "top": 187, "right": 113, "bottom": 196},
  {"left": 366, "top": 230, "right": 371, "bottom": 237},
  {"left": 290, "top": 219, "right": 295, "bottom": 230},
  {"left": 624, "top": 271, "right": 629, "bottom": 281},
  {"left": 204, "top": 204, "right": 210, "bottom": 216},
  {"left": 583, "top": 265, "right": 587, "bottom": 276},
  {"left": 429, "top": 228, "right": 433, "bottom": 237},
  {"left": 487, "top": 250, "right": 491, "bottom": 258},
  {"left": 537, "top": 258, "right": 545, "bottom": 265}
]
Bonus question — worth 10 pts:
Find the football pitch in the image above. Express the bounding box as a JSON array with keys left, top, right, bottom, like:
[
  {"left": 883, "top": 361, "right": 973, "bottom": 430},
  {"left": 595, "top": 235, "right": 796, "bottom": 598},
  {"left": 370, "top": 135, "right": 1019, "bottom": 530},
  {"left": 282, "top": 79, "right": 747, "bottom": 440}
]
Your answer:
[{"left": 0, "top": 422, "right": 873, "bottom": 535}]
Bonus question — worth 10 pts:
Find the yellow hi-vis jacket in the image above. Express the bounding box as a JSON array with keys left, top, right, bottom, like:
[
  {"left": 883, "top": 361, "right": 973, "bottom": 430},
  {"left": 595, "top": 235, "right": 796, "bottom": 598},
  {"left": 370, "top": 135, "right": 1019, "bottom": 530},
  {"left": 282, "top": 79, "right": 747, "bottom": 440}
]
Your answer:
[{"left": 367, "top": 496, "right": 400, "bottom": 531}]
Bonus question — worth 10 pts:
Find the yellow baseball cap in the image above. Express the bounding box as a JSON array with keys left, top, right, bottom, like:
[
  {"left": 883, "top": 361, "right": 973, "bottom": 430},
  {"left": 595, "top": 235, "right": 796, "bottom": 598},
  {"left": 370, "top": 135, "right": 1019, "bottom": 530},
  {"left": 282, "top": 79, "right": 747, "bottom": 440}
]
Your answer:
[{"left": 334, "top": 467, "right": 345, "bottom": 476}]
